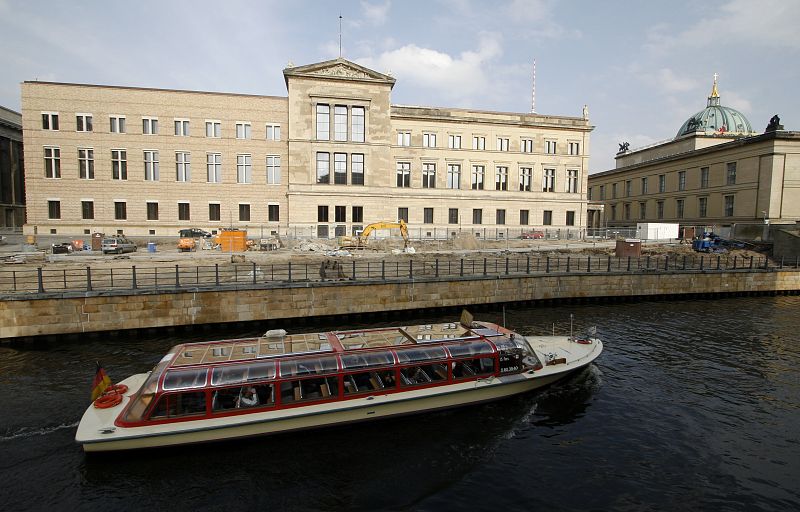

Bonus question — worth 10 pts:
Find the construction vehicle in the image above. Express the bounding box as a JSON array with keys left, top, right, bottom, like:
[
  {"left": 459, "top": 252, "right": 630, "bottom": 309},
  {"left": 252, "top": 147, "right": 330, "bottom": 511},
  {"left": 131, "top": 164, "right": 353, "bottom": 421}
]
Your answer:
[{"left": 338, "top": 220, "right": 410, "bottom": 250}]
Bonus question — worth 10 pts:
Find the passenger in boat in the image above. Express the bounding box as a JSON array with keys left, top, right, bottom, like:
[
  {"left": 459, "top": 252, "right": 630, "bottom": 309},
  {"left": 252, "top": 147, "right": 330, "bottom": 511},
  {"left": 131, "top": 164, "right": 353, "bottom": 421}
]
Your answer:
[{"left": 238, "top": 387, "right": 259, "bottom": 408}]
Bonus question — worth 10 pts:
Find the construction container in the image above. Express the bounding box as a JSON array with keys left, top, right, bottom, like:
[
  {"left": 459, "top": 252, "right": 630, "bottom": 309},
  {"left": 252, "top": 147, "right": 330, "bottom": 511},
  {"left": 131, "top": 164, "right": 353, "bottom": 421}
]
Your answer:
[
  {"left": 635, "top": 223, "right": 679, "bottom": 240},
  {"left": 217, "top": 230, "right": 248, "bottom": 252},
  {"left": 615, "top": 239, "right": 642, "bottom": 258},
  {"left": 91, "top": 232, "right": 104, "bottom": 251}
]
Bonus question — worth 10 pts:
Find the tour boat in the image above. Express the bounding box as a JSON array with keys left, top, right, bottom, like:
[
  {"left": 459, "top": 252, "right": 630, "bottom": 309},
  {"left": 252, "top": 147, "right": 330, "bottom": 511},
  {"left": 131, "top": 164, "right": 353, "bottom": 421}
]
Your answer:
[{"left": 76, "top": 312, "right": 602, "bottom": 452}]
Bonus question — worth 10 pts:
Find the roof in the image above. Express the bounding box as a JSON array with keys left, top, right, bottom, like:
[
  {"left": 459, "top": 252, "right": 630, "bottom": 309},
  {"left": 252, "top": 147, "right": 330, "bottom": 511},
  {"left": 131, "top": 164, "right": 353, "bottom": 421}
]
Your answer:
[
  {"left": 676, "top": 77, "right": 755, "bottom": 137},
  {"left": 283, "top": 57, "right": 396, "bottom": 88}
]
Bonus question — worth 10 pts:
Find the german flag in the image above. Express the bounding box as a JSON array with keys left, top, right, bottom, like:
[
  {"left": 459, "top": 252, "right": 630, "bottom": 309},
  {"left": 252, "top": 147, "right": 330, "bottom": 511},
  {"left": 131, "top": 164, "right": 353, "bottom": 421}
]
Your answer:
[{"left": 91, "top": 362, "right": 112, "bottom": 401}]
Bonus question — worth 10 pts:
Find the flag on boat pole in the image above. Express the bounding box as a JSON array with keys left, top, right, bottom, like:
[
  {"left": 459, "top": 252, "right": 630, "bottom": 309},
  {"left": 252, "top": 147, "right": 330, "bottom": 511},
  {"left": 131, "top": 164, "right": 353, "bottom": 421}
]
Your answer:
[{"left": 91, "top": 362, "right": 112, "bottom": 401}]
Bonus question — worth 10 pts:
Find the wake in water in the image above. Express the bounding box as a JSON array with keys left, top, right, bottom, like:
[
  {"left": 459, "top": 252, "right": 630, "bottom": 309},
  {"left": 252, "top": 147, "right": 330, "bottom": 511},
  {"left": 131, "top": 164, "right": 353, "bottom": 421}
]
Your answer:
[{"left": 1, "top": 421, "right": 79, "bottom": 442}]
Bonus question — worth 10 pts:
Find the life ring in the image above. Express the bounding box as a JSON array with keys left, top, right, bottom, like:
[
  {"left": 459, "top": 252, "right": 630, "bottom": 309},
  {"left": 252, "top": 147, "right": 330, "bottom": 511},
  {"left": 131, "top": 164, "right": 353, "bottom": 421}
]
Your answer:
[
  {"left": 575, "top": 339, "right": 592, "bottom": 345},
  {"left": 103, "top": 384, "right": 128, "bottom": 395},
  {"left": 93, "top": 393, "right": 123, "bottom": 409}
]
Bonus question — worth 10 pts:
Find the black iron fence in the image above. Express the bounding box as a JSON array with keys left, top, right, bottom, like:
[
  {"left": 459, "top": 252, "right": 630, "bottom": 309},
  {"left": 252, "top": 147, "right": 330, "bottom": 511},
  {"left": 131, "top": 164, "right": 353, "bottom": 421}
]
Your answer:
[{"left": 0, "top": 254, "right": 794, "bottom": 297}]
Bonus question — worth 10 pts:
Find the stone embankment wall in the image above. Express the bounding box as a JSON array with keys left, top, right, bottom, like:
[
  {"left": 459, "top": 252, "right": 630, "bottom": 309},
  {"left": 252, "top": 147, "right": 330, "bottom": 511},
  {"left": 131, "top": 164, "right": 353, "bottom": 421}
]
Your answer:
[{"left": 2, "top": 270, "right": 799, "bottom": 340}]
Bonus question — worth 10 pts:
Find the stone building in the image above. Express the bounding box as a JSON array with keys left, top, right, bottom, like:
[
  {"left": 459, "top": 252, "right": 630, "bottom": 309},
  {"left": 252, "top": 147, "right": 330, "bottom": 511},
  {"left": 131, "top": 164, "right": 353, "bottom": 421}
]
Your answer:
[
  {"left": 21, "top": 58, "right": 592, "bottom": 240},
  {"left": 0, "top": 105, "right": 25, "bottom": 231}
]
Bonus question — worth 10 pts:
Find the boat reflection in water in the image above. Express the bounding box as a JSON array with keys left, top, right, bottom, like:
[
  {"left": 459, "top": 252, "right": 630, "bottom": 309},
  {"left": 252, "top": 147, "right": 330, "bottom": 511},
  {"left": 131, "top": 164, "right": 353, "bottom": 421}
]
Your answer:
[{"left": 76, "top": 311, "right": 602, "bottom": 452}]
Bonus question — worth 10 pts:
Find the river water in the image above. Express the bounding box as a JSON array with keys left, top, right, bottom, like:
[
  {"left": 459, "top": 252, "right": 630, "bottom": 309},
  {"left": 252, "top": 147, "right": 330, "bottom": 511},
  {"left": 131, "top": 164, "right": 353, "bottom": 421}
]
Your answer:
[{"left": 1, "top": 296, "right": 798, "bottom": 511}]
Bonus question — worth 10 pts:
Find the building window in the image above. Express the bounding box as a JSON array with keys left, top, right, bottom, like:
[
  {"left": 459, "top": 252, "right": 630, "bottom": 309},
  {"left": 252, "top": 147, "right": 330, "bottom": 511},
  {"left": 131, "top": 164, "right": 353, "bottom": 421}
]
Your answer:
[
  {"left": 587, "top": 187, "right": 593, "bottom": 200},
  {"left": 610, "top": 205, "right": 617, "bottom": 220},
  {"left": 146, "top": 202, "right": 158, "bottom": 221},
  {"left": 447, "top": 163, "right": 461, "bottom": 189},
  {"left": 209, "top": 203, "right": 221, "bottom": 221},
  {"left": 496, "top": 209, "right": 506, "bottom": 225},
  {"left": 496, "top": 138, "right": 509, "bottom": 151},
  {"left": 351, "top": 106, "right": 365, "bottom": 142},
  {"left": 177, "top": 202, "right": 190, "bottom": 221},
  {"left": 352, "top": 206, "right": 363, "bottom": 223},
  {"left": 472, "top": 209, "right": 482, "bottom": 225},
  {"left": 701, "top": 167, "right": 709, "bottom": 188},
  {"left": 448, "top": 134, "right": 461, "bottom": 149},
  {"left": 48, "top": 200, "right": 61, "bottom": 219},
  {"left": 658, "top": 174, "right": 666, "bottom": 193},
  {"left": 566, "top": 211, "right": 575, "bottom": 226},
  {"left": 542, "top": 168, "right": 555, "bottom": 192},
  {"left": 318, "top": 205, "right": 329, "bottom": 222},
  {"left": 334, "top": 153, "right": 347, "bottom": 185},
  {"left": 676, "top": 199, "right": 685, "bottom": 219},
  {"left": 174, "top": 152, "right": 191, "bottom": 182},
  {"left": 448, "top": 208, "right": 458, "bottom": 224},
  {"left": 600, "top": 185, "right": 605, "bottom": 200},
  {"left": 144, "top": 150, "right": 159, "bottom": 181},
  {"left": 237, "top": 154, "right": 252, "bottom": 183},
  {"left": 112, "top": 149, "right": 127, "bottom": 180},
  {"left": 521, "top": 139, "right": 533, "bottom": 153},
  {"left": 207, "top": 153, "right": 221, "bottom": 183},
  {"left": 424, "top": 207, "right": 434, "bottom": 224},
  {"left": 625, "top": 180, "right": 632, "bottom": 197},
  {"left": 268, "top": 204, "right": 280, "bottom": 222},
  {"left": 82, "top": 200, "right": 94, "bottom": 220},
  {"left": 422, "top": 163, "right": 436, "bottom": 188},
  {"left": 699, "top": 197, "right": 708, "bottom": 218},
  {"left": 110, "top": 115, "right": 126, "bottom": 134},
  {"left": 266, "top": 124, "right": 281, "bottom": 141},
  {"left": 624, "top": 203, "right": 631, "bottom": 220},
  {"left": 398, "top": 207, "right": 409, "bottom": 223},
  {"left": 316, "top": 152, "right": 330, "bottom": 184},
  {"left": 76, "top": 114, "right": 93, "bottom": 132},
  {"left": 316, "top": 104, "right": 330, "bottom": 140},
  {"left": 267, "top": 156, "right": 281, "bottom": 184},
  {"left": 205, "top": 121, "right": 221, "bottom": 138},
  {"left": 612, "top": 183, "right": 617, "bottom": 199},
  {"left": 657, "top": 201, "right": 664, "bottom": 219},
  {"left": 42, "top": 112, "right": 59, "bottom": 130},
  {"left": 114, "top": 201, "right": 127, "bottom": 220},
  {"left": 235, "top": 122, "right": 251, "bottom": 140},
  {"left": 641, "top": 177, "right": 648, "bottom": 194},
  {"left": 727, "top": 163, "right": 736, "bottom": 185},
  {"left": 724, "top": 195, "right": 734, "bottom": 216},
  {"left": 519, "top": 167, "right": 532, "bottom": 191},
  {"left": 174, "top": 119, "right": 189, "bottom": 136},
  {"left": 545, "top": 140, "right": 557, "bottom": 154},
  {"left": 397, "top": 131, "right": 411, "bottom": 146},
  {"left": 423, "top": 133, "right": 437, "bottom": 148},
  {"left": 239, "top": 204, "right": 250, "bottom": 222},
  {"left": 44, "top": 147, "right": 60, "bottom": 178},
  {"left": 471, "top": 165, "right": 485, "bottom": 190},
  {"left": 639, "top": 202, "right": 646, "bottom": 220},
  {"left": 543, "top": 210, "right": 552, "bottom": 225},
  {"left": 495, "top": 166, "right": 508, "bottom": 190},
  {"left": 396, "top": 162, "right": 411, "bottom": 187},
  {"left": 334, "top": 106, "right": 348, "bottom": 141},
  {"left": 351, "top": 154, "right": 364, "bottom": 185},
  {"left": 678, "top": 171, "right": 686, "bottom": 191},
  {"left": 520, "top": 210, "right": 529, "bottom": 225},
  {"left": 334, "top": 205, "right": 346, "bottom": 223},
  {"left": 472, "top": 136, "right": 485, "bottom": 150},
  {"left": 142, "top": 117, "right": 158, "bottom": 135},
  {"left": 568, "top": 142, "right": 580, "bottom": 155},
  {"left": 78, "top": 148, "right": 94, "bottom": 179},
  {"left": 567, "top": 170, "right": 579, "bottom": 193}
]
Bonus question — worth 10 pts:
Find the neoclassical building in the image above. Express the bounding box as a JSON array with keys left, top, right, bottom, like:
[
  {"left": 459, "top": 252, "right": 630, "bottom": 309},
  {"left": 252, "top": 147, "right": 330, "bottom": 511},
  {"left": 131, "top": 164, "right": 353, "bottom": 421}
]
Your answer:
[
  {"left": 0, "top": 105, "right": 24, "bottom": 231},
  {"left": 21, "top": 58, "right": 592, "bottom": 239},
  {"left": 587, "top": 78, "right": 800, "bottom": 232}
]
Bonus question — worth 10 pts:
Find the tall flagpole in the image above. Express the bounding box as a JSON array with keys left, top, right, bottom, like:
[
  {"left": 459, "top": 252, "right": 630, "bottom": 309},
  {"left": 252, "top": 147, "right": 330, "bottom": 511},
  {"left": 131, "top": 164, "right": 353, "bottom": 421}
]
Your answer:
[
  {"left": 531, "top": 59, "right": 536, "bottom": 113},
  {"left": 339, "top": 15, "right": 343, "bottom": 57}
]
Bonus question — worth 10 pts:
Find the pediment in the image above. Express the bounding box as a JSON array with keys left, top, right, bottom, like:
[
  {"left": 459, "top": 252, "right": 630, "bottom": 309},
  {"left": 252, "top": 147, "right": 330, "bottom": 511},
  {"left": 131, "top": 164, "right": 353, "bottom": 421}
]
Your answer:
[{"left": 284, "top": 58, "right": 395, "bottom": 87}]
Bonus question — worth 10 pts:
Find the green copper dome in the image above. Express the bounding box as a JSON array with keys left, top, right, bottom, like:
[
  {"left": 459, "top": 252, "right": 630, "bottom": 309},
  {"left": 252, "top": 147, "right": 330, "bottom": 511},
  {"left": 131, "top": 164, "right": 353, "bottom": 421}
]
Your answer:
[{"left": 676, "top": 77, "right": 754, "bottom": 137}]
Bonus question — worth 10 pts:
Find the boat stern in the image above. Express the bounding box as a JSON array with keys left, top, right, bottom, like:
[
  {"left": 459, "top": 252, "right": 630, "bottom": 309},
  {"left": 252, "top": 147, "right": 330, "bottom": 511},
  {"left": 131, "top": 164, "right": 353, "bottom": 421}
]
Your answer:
[{"left": 75, "top": 373, "right": 147, "bottom": 448}]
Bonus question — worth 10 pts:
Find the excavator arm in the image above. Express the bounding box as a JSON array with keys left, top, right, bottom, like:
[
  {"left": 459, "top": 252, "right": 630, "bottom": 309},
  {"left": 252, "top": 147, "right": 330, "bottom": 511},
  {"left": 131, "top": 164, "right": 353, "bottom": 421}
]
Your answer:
[{"left": 339, "top": 220, "right": 410, "bottom": 249}]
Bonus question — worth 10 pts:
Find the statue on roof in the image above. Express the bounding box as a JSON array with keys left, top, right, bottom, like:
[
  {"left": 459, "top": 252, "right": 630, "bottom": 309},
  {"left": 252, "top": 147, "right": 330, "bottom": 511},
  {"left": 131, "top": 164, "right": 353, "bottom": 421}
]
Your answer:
[
  {"left": 766, "top": 114, "right": 783, "bottom": 132},
  {"left": 617, "top": 142, "right": 630, "bottom": 153}
]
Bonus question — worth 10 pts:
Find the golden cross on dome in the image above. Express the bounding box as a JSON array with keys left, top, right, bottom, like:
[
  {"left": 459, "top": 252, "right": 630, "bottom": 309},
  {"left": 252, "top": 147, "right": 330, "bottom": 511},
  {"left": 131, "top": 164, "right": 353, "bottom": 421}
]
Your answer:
[{"left": 710, "top": 72, "right": 719, "bottom": 98}]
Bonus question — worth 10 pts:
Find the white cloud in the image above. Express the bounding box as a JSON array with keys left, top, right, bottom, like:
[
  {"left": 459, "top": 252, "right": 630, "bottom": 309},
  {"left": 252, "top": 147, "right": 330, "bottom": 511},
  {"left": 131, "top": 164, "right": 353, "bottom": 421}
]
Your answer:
[
  {"left": 644, "top": 68, "right": 698, "bottom": 94},
  {"left": 360, "top": 0, "right": 391, "bottom": 26}
]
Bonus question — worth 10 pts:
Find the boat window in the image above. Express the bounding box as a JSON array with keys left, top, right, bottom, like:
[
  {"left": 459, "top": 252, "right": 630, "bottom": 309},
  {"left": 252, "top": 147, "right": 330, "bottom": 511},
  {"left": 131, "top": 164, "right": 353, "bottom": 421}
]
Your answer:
[
  {"left": 400, "top": 364, "right": 447, "bottom": 386},
  {"left": 446, "top": 340, "right": 495, "bottom": 358},
  {"left": 279, "top": 355, "right": 339, "bottom": 377},
  {"left": 343, "top": 370, "right": 396, "bottom": 394},
  {"left": 340, "top": 350, "right": 394, "bottom": 370},
  {"left": 453, "top": 357, "right": 495, "bottom": 379},
  {"left": 280, "top": 376, "right": 339, "bottom": 404},
  {"left": 149, "top": 391, "right": 207, "bottom": 419},
  {"left": 494, "top": 336, "right": 541, "bottom": 373},
  {"left": 394, "top": 346, "right": 447, "bottom": 363},
  {"left": 162, "top": 368, "right": 208, "bottom": 390},
  {"left": 212, "top": 384, "right": 274, "bottom": 411},
  {"left": 211, "top": 361, "right": 277, "bottom": 386}
]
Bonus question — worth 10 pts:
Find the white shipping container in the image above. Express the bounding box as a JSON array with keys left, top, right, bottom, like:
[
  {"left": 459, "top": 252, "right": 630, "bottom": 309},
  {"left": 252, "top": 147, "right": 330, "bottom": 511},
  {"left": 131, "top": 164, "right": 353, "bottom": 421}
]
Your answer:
[{"left": 635, "top": 223, "right": 679, "bottom": 240}]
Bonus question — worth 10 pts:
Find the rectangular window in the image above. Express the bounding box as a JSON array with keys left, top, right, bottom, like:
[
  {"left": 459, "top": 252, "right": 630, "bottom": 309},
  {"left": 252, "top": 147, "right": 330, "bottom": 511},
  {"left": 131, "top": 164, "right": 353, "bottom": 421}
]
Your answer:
[
  {"left": 318, "top": 205, "right": 329, "bottom": 223},
  {"left": 237, "top": 154, "right": 252, "bottom": 183},
  {"left": 699, "top": 197, "right": 708, "bottom": 218},
  {"left": 82, "top": 200, "right": 94, "bottom": 220},
  {"left": 657, "top": 201, "right": 664, "bottom": 219},
  {"left": 600, "top": 185, "right": 605, "bottom": 200},
  {"left": 727, "top": 162, "right": 736, "bottom": 185},
  {"left": 114, "top": 201, "right": 127, "bottom": 220},
  {"left": 235, "top": 122, "right": 251, "bottom": 140},
  {"left": 641, "top": 177, "right": 648, "bottom": 194},
  {"left": 471, "top": 165, "right": 484, "bottom": 190},
  {"left": 448, "top": 208, "right": 458, "bottom": 224},
  {"left": 397, "top": 131, "right": 411, "bottom": 146},
  {"left": 542, "top": 168, "right": 555, "bottom": 192},
  {"left": 76, "top": 114, "right": 93, "bottom": 132},
  {"left": 78, "top": 148, "right": 94, "bottom": 179},
  {"left": 611, "top": 205, "right": 617, "bottom": 220},
  {"left": 174, "top": 119, "right": 189, "bottom": 136},
  {"left": 520, "top": 209, "right": 529, "bottom": 225},
  {"left": 334, "top": 153, "right": 347, "bottom": 185},
  {"left": 351, "top": 106, "right": 365, "bottom": 142},
  {"left": 265, "top": 124, "right": 281, "bottom": 141},
  {"left": 447, "top": 163, "right": 461, "bottom": 189},
  {"left": 267, "top": 155, "right": 281, "bottom": 184},
  {"left": 545, "top": 140, "right": 557, "bottom": 154},
  {"left": 521, "top": 138, "right": 533, "bottom": 153},
  {"left": 205, "top": 121, "right": 221, "bottom": 138},
  {"left": 112, "top": 149, "right": 127, "bottom": 180},
  {"left": 639, "top": 202, "right": 646, "bottom": 220},
  {"left": 659, "top": 174, "right": 666, "bottom": 193},
  {"left": 142, "top": 117, "right": 158, "bottom": 135},
  {"left": 147, "top": 202, "right": 158, "bottom": 221},
  {"left": 44, "top": 147, "right": 60, "bottom": 178},
  {"left": 422, "top": 163, "right": 436, "bottom": 188},
  {"left": 588, "top": 187, "right": 593, "bottom": 200},
  {"left": 495, "top": 166, "right": 508, "bottom": 190},
  {"left": 496, "top": 209, "right": 506, "bottom": 225},
  {"left": 268, "top": 204, "right": 280, "bottom": 222},
  {"left": 398, "top": 207, "right": 409, "bottom": 223},
  {"left": 676, "top": 199, "right": 685, "bottom": 219},
  {"left": 178, "top": 202, "right": 191, "bottom": 221},
  {"left": 678, "top": 170, "right": 686, "bottom": 191},
  {"left": 110, "top": 115, "right": 126, "bottom": 134},
  {"left": 351, "top": 154, "right": 364, "bottom": 185},
  {"left": 568, "top": 142, "right": 580, "bottom": 155},
  {"left": 352, "top": 206, "right": 363, "bottom": 223},
  {"left": 472, "top": 209, "right": 482, "bottom": 225},
  {"left": 238, "top": 204, "right": 250, "bottom": 222},
  {"left": 48, "top": 200, "right": 61, "bottom": 219},
  {"left": 334, "top": 106, "right": 348, "bottom": 141},
  {"left": 144, "top": 150, "right": 159, "bottom": 181},
  {"left": 724, "top": 195, "right": 734, "bottom": 216},
  {"left": 448, "top": 134, "right": 461, "bottom": 149},
  {"left": 496, "top": 138, "right": 509, "bottom": 151},
  {"left": 624, "top": 203, "right": 631, "bottom": 220},
  {"left": 316, "top": 104, "right": 330, "bottom": 140},
  {"left": 175, "top": 152, "right": 191, "bottom": 182},
  {"left": 207, "top": 153, "right": 221, "bottom": 183},
  {"left": 424, "top": 207, "right": 434, "bottom": 224},
  {"left": 701, "top": 167, "right": 709, "bottom": 188},
  {"left": 612, "top": 183, "right": 618, "bottom": 199},
  {"left": 316, "top": 152, "right": 330, "bottom": 184},
  {"left": 625, "top": 180, "right": 632, "bottom": 197},
  {"left": 567, "top": 170, "right": 578, "bottom": 193},
  {"left": 519, "top": 167, "right": 532, "bottom": 191},
  {"left": 423, "top": 133, "right": 437, "bottom": 148},
  {"left": 472, "top": 136, "right": 485, "bottom": 150},
  {"left": 543, "top": 210, "right": 552, "bottom": 225},
  {"left": 42, "top": 112, "right": 59, "bottom": 130},
  {"left": 566, "top": 211, "right": 575, "bottom": 226},
  {"left": 396, "top": 162, "right": 411, "bottom": 188},
  {"left": 209, "top": 203, "right": 221, "bottom": 221},
  {"left": 335, "top": 205, "right": 346, "bottom": 223}
]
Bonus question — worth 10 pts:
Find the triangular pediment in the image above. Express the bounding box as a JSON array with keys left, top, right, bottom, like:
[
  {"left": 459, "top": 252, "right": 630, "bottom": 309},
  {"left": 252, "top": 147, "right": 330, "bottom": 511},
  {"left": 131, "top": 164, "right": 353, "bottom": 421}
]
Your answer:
[{"left": 283, "top": 58, "right": 395, "bottom": 88}]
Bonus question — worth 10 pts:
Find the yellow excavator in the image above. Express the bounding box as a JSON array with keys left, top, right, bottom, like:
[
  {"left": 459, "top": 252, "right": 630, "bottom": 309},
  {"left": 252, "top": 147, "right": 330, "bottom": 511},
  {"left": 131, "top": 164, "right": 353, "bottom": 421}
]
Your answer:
[{"left": 338, "top": 220, "right": 410, "bottom": 250}]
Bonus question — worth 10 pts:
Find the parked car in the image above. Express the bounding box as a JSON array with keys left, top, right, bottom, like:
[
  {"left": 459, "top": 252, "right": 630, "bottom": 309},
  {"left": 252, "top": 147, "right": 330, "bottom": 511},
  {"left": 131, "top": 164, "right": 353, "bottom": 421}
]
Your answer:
[
  {"left": 179, "top": 228, "right": 212, "bottom": 238},
  {"left": 520, "top": 231, "right": 545, "bottom": 240},
  {"left": 51, "top": 242, "right": 74, "bottom": 254},
  {"left": 102, "top": 236, "right": 137, "bottom": 254}
]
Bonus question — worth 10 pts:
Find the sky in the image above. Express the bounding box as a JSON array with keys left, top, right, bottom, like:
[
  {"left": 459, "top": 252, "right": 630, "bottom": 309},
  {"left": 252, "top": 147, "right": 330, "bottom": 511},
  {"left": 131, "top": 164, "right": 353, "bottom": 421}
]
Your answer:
[{"left": 1, "top": 0, "right": 798, "bottom": 172}]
